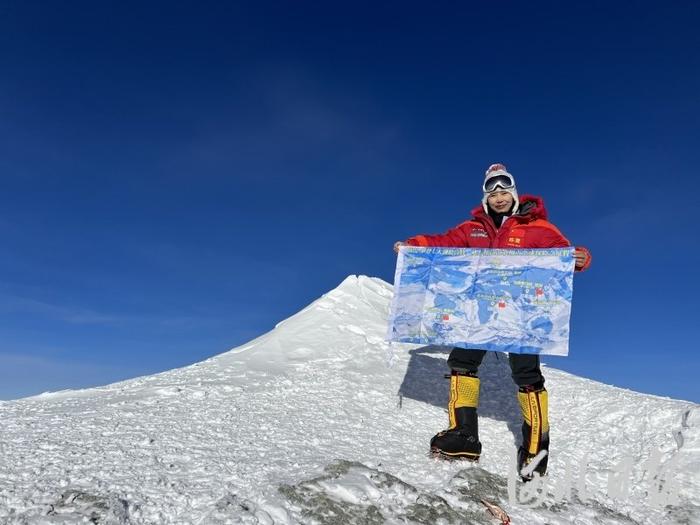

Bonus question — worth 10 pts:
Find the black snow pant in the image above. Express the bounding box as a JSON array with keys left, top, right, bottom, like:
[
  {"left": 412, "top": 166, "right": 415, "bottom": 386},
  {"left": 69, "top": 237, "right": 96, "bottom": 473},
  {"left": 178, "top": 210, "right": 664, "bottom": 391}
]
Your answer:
[{"left": 447, "top": 347, "right": 544, "bottom": 387}]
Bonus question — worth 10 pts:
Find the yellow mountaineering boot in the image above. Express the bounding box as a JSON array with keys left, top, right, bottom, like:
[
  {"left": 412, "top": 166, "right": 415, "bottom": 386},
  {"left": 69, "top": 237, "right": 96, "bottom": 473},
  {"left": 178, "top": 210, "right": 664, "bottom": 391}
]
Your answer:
[
  {"left": 430, "top": 371, "right": 482, "bottom": 461},
  {"left": 517, "top": 381, "right": 549, "bottom": 480}
]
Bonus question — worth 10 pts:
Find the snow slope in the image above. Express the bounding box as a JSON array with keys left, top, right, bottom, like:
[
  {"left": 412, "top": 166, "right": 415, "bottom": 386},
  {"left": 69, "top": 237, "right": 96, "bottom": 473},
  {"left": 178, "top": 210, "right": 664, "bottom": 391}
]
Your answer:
[{"left": 0, "top": 275, "right": 698, "bottom": 524}]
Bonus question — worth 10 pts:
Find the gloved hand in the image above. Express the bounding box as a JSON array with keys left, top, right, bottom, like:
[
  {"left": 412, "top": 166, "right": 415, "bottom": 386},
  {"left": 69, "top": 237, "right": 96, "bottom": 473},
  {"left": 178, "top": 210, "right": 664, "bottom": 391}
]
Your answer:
[{"left": 574, "top": 247, "right": 591, "bottom": 270}]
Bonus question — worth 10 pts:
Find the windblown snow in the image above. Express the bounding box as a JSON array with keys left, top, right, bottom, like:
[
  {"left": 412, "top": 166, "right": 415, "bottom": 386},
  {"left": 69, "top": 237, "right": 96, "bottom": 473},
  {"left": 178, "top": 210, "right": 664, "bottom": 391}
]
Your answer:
[{"left": 0, "top": 275, "right": 698, "bottom": 524}]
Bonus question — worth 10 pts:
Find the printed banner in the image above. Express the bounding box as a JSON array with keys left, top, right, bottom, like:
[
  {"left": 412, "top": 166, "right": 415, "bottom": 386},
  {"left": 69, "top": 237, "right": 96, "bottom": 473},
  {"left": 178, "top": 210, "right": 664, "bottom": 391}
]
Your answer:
[{"left": 387, "top": 246, "right": 576, "bottom": 355}]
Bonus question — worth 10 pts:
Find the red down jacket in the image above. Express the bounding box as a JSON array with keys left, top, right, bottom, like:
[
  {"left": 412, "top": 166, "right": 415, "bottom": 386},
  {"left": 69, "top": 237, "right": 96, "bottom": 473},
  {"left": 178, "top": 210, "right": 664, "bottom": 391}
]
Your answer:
[{"left": 405, "top": 194, "right": 592, "bottom": 272}]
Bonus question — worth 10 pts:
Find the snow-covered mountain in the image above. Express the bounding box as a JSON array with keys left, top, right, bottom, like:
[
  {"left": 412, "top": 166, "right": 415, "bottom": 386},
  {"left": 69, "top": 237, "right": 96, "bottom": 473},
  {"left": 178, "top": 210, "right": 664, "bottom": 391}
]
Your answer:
[{"left": 1, "top": 275, "right": 698, "bottom": 524}]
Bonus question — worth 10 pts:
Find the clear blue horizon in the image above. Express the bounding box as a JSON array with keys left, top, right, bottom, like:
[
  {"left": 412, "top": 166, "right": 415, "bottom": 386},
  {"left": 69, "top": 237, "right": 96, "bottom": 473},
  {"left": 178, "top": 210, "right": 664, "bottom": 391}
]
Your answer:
[{"left": 1, "top": 2, "right": 698, "bottom": 402}]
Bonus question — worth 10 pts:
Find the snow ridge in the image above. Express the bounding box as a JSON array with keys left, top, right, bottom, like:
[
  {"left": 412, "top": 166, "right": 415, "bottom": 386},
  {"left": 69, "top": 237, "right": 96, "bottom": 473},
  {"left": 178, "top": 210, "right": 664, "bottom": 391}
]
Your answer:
[{"left": 0, "top": 275, "right": 697, "bottom": 524}]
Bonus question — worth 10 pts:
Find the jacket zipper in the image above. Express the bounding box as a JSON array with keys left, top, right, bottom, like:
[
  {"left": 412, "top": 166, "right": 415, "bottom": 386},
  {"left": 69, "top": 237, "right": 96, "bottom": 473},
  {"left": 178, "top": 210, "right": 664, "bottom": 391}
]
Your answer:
[
  {"left": 483, "top": 215, "right": 509, "bottom": 248},
  {"left": 495, "top": 216, "right": 512, "bottom": 246}
]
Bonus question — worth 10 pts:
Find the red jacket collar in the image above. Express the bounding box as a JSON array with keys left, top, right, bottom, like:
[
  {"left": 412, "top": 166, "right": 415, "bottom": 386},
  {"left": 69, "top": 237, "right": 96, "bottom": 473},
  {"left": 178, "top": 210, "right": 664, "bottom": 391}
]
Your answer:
[{"left": 471, "top": 194, "right": 548, "bottom": 222}]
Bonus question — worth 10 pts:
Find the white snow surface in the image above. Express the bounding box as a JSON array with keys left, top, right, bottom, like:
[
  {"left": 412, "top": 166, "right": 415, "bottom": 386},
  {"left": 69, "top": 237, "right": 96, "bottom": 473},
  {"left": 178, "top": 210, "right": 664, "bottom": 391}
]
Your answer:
[{"left": 0, "top": 275, "right": 698, "bottom": 524}]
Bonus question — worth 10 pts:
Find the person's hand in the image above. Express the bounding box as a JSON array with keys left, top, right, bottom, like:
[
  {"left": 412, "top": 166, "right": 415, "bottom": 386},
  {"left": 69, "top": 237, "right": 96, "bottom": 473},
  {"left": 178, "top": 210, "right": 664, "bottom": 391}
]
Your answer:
[
  {"left": 574, "top": 248, "right": 589, "bottom": 269},
  {"left": 393, "top": 241, "right": 406, "bottom": 254}
]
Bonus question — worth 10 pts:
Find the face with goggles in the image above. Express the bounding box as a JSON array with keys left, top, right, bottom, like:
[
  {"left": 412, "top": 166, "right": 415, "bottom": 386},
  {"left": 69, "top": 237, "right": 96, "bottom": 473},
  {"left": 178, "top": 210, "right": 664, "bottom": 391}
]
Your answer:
[{"left": 481, "top": 165, "right": 519, "bottom": 216}]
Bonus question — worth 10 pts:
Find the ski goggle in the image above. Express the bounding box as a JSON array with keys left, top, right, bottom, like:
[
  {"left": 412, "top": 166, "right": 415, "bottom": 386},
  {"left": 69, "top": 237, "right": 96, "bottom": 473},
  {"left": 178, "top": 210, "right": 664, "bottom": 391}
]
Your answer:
[{"left": 483, "top": 174, "right": 515, "bottom": 193}]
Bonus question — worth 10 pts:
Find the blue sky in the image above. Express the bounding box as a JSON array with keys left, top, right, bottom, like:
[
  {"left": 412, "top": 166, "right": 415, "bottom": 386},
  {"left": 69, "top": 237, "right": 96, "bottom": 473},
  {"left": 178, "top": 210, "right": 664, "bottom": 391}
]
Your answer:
[{"left": 0, "top": 2, "right": 698, "bottom": 402}]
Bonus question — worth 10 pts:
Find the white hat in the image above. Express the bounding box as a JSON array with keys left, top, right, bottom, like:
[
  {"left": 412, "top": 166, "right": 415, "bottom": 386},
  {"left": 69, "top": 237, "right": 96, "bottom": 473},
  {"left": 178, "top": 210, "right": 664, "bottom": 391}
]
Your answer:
[{"left": 482, "top": 163, "right": 519, "bottom": 214}]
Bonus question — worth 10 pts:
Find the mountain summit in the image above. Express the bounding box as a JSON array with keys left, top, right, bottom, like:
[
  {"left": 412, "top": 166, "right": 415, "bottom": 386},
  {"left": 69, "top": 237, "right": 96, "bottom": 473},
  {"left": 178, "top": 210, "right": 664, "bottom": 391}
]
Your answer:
[{"left": 1, "top": 275, "right": 698, "bottom": 524}]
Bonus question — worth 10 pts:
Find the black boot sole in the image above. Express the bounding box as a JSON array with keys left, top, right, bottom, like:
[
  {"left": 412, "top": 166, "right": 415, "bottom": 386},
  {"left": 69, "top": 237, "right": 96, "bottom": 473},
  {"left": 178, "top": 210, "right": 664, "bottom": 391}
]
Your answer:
[
  {"left": 429, "top": 447, "right": 480, "bottom": 462},
  {"left": 518, "top": 448, "right": 548, "bottom": 481}
]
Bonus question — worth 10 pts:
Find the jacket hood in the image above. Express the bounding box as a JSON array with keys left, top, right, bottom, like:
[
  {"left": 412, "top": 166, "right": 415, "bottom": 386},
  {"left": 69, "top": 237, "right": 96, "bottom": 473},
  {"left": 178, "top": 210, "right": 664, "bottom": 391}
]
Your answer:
[{"left": 472, "top": 194, "right": 548, "bottom": 222}]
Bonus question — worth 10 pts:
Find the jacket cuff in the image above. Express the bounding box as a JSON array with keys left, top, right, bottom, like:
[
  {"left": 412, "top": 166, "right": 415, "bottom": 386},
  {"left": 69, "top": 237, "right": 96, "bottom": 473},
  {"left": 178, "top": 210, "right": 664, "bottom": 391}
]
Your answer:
[{"left": 407, "top": 235, "right": 430, "bottom": 247}]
